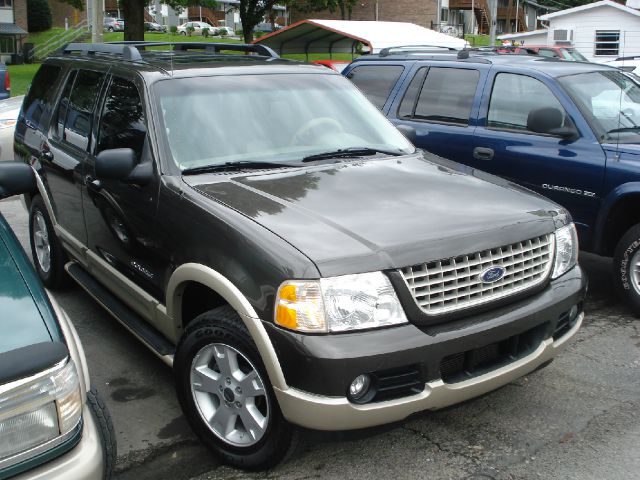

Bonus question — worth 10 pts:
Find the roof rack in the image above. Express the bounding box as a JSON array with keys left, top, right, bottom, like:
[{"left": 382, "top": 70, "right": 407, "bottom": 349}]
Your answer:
[
  {"left": 61, "top": 41, "right": 279, "bottom": 61},
  {"left": 379, "top": 45, "right": 458, "bottom": 57}
]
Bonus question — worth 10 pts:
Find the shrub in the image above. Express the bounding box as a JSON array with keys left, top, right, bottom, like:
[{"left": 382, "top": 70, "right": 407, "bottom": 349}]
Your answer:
[
  {"left": 186, "top": 25, "right": 195, "bottom": 36},
  {"left": 27, "top": 0, "right": 53, "bottom": 32},
  {"left": 202, "top": 27, "right": 209, "bottom": 37},
  {"left": 169, "top": 25, "right": 178, "bottom": 35},
  {"left": 219, "top": 28, "right": 228, "bottom": 37}
]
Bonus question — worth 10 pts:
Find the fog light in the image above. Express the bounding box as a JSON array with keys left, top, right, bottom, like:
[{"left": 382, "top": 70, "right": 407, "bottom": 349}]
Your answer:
[{"left": 349, "top": 374, "right": 371, "bottom": 400}]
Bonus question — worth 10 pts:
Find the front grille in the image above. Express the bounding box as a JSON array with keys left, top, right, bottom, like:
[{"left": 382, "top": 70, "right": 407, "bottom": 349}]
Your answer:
[
  {"left": 439, "top": 322, "right": 548, "bottom": 383},
  {"left": 400, "top": 234, "right": 555, "bottom": 315}
]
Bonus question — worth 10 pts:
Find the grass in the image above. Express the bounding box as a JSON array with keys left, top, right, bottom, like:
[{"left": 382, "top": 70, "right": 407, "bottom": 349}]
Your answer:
[
  {"left": 8, "top": 64, "right": 40, "bottom": 97},
  {"left": 25, "top": 28, "right": 67, "bottom": 46}
]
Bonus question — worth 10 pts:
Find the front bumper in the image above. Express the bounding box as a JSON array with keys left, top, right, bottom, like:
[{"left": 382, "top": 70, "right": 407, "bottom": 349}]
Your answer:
[
  {"left": 12, "top": 404, "right": 104, "bottom": 480},
  {"left": 269, "top": 266, "right": 586, "bottom": 431}
]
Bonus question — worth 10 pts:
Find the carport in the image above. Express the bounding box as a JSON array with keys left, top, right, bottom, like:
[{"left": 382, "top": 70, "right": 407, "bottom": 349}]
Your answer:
[{"left": 253, "top": 19, "right": 468, "bottom": 58}]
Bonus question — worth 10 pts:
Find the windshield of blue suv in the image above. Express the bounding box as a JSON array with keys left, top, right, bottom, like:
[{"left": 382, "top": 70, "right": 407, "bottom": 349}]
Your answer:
[
  {"left": 559, "top": 70, "right": 640, "bottom": 143},
  {"left": 154, "top": 73, "right": 415, "bottom": 170}
]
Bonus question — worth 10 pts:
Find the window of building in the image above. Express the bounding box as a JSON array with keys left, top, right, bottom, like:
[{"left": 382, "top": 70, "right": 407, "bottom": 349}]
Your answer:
[
  {"left": 400, "top": 67, "right": 479, "bottom": 126},
  {"left": 0, "top": 36, "right": 14, "bottom": 53},
  {"left": 0, "top": 0, "right": 13, "bottom": 8},
  {"left": 595, "top": 30, "right": 620, "bottom": 56},
  {"left": 98, "top": 77, "right": 147, "bottom": 161},
  {"left": 346, "top": 65, "right": 404, "bottom": 110}
]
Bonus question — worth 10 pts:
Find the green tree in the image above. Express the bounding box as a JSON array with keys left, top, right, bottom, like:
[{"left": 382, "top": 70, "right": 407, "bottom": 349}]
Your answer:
[
  {"left": 27, "top": 0, "right": 53, "bottom": 32},
  {"left": 295, "top": 0, "right": 357, "bottom": 20}
]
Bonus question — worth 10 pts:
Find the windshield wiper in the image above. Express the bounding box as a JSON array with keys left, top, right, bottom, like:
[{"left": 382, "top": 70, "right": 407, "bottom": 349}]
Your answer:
[
  {"left": 181, "top": 161, "right": 292, "bottom": 175},
  {"left": 603, "top": 126, "right": 640, "bottom": 138},
  {"left": 302, "top": 147, "right": 405, "bottom": 163}
]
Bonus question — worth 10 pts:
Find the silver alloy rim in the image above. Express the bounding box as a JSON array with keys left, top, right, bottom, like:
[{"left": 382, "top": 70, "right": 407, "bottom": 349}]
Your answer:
[
  {"left": 33, "top": 211, "right": 51, "bottom": 273},
  {"left": 632, "top": 250, "right": 640, "bottom": 297},
  {"left": 190, "top": 343, "right": 270, "bottom": 447}
]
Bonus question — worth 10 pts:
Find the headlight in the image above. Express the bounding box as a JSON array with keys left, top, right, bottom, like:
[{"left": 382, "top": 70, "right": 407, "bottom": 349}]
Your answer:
[
  {"left": 552, "top": 223, "right": 578, "bottom": 279},
  {"left": 0, "top": 359, "right": 82, "bottom": 462},
  {"left": 275, "top": 272, "right": 408, "bottom": 333}
]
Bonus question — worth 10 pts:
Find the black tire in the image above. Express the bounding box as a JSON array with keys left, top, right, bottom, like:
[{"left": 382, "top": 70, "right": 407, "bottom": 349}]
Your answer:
[
  {"left": 108, "top": 27, "right": 114, "bottom": 32},
  {"left": 87, "top": 388, "right": 117, "bottom": 480},
  {"left": 180, "top": 31, "right": 187, "bottom": 36},
  {"left": 614, "top": 223, "right": 640, "bottom": 315},
  {"left": 174, "top": 306, "right": 296, "bottom": 470},
  {"left": 28, "top": 195, "right": 70, "bottom": 289}
]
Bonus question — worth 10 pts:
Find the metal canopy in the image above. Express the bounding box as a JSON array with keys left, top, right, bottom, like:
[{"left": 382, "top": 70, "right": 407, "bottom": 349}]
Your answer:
[{"left": 254, "top": 20, "right": 468, "bottom": 57}]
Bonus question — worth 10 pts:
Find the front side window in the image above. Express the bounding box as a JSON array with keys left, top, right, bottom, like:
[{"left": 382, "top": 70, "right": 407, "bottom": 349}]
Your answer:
[
  {"left": 488, "top": 73, "right": 567, "bottom": 133},
  {"left": 402, "top": 67, "right": 479, "bottom": 126},
  {"left": 347, "top": 65, "right": 404, "bottom": 110},
  {"left": 56, "top": 70, "right": 104, "bottom": 150},
  {"left": 595, "top": 30, "right": 620, "bottom": 56},
  {"left": 538, "top": 49, "right": 560, "bottom": 58},
  {"left": 154, "top": 73, "right": 414, "bottom": 170},
  {"left": 97, "top": 77, "right": 147, "bottom": 161},
  {"left": 559, "top": 70, "right": 640, "bottom": 143}
]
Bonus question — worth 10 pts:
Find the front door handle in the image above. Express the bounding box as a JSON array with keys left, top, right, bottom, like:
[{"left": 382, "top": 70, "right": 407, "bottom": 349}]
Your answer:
[{"left": 473, "top": 147, "right": 494, "bottom": 161}]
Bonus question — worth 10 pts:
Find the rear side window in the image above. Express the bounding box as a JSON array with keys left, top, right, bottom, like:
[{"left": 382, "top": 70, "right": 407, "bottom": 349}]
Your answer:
[
  {"left": 97, "top": 77, "right": 147, "bottom": 161},
  {"left": 347, "top": 65, "right": 404, "bottom": 110},
  {"left": 400, "top": 67, "right": 479, "bottom": 126},
  {"left": 21, "top": 64, "right": 62, "bottom": 131},
  {"left": 538, "top": 49, "right": 560, "bottom": 58},
  {"left": 55, "top": 70, "right": 105, "bottom": 151}
]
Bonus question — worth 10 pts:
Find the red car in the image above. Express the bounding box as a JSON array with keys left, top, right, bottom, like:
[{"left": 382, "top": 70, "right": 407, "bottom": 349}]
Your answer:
[
  {"left": 312, "top": 59, "right": 351, "bottom": 73},
  {"left": 495, "top": 45, "right": 587, "bottom": 61}
]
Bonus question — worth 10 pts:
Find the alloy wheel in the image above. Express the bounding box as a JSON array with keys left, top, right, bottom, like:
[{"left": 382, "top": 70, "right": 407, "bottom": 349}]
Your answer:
[{"left": 33, "top": 211, "right": 51, "bottom": 273}]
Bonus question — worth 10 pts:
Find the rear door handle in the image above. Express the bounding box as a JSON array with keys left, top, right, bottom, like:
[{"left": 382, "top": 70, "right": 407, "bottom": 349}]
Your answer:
[{"left": 473, "top": 147, "right": 494, "bottom": 161}]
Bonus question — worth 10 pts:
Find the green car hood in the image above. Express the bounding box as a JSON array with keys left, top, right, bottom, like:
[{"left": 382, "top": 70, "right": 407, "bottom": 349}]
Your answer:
[{"left": 0, "top": 214, "right": 62, "bottom": 354}]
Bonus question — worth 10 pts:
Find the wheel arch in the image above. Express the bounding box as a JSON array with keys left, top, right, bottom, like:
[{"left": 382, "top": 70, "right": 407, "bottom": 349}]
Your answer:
[
  {"left": 166, "top": 263, "right": 288, "bottom": 390},
  {"left": 594, "top": 183, "right": 640, "bottom": 256}
]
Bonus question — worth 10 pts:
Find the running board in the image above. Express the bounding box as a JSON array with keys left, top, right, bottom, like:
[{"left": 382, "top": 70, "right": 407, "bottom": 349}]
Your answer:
[{"left": 65, "top": 262, "right": 175, "bottom": 359}]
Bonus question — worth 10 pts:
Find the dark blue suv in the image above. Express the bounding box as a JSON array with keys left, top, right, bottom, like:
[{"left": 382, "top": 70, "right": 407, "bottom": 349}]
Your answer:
[{"left": 344, "top": 50, "right": 640, "bottom": 314}]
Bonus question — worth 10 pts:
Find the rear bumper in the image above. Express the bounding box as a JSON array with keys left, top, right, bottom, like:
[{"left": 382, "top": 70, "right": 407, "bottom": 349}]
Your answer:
[
  {"left": 12, "top": 404, "right": 104, "bottom": 480},
  {"left": 271, "top": 266, "right": 586, "bottom": 431}
]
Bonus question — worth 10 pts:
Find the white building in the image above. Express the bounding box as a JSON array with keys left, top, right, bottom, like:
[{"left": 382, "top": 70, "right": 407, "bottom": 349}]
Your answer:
[{"left": 498, "top": 0, "right": 640, "bottom": 62}]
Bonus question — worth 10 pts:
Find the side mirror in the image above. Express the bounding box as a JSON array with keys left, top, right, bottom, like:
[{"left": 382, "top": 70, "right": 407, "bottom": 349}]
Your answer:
[
  {"left": 527, "top": 107, "right": 578, "bottom": 141},
  {"left": 396, "top": 124, "right": 417, "bottom": 144},
  {"left": 0, "top": 162, "right": 36, "bottom": 200},
  {"left": 95, "top": 148, "right": 137, "bottom": 180}
]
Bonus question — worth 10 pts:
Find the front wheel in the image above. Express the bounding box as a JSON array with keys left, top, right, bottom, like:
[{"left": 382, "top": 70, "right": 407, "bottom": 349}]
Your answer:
[
  {"left": 613, "top": 223, "right": 640, "bottom": 315},
  {"left": 174, "top": 306, "right": 296, "bottom": 470}
]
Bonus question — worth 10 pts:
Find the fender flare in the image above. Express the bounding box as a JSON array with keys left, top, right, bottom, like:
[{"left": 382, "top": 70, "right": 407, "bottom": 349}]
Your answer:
[
  {"left": 593, "top": 182, "right": 640, "bottom": 254},
  {"left": 166, "top": 263, "right": 288, "bottom": 390}
]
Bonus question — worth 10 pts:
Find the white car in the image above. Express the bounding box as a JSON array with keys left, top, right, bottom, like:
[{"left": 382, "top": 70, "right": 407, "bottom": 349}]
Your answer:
[
  {"left": 606, "top": 56, "right": 640, "bottom": 74},
  {"left": 0, "top": 95, "right": 22, "bottom": 161},
  {"left": 177, "top": 21, "right": 218, "bottom": 36},
  {"left": 217, "top": 26, "right": 235, "bottom": 36}
]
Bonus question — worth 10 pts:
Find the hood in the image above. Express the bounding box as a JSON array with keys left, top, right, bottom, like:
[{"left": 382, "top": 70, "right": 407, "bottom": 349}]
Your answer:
[
  {"left": 0, "top": 219, "right": 54, "bottom": 354},
  {"left": 603, "top": 142, "right": 640, "bottom": 159},
  {"left": 186, "top": 153, "right": 560, "bottom": 277}
]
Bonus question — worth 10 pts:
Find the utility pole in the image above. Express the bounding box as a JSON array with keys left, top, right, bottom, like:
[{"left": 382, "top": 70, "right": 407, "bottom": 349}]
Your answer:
[
  {"left": 91, "top": 0, "right": 103, "bottom": 43},
  {"left": 515, "top": 0, "right": 520, "bottom": 32},
  {"left": 471, "top": 0, "right": 475, "bottom": 35},
  {"left": 489, "top": 0, "right": 497, "bottom": 45}
]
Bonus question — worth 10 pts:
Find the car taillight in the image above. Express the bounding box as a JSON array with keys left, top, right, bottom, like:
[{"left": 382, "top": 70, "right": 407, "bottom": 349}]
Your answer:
[{"left": 4, "top": 70, "right": 10, "bottom": 91}]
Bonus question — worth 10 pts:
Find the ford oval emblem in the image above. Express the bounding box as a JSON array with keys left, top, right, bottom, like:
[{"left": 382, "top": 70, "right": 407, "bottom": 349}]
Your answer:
[{"left": 480, "top": 266, "right": 506, "bottom": 284}]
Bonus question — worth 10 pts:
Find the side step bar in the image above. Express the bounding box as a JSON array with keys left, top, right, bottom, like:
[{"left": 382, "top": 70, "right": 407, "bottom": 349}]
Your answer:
[{"left": 65, "top": 262, "right": 175, "bottom": 361}]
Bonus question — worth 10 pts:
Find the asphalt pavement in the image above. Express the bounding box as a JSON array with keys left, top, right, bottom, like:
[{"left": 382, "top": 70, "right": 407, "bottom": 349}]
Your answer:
[{"left": 1, "top": 196, "right": 638, "bottom": 480}]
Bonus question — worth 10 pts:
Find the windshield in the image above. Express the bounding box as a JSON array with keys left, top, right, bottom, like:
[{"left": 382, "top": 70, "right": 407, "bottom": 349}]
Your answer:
[
  {"left": 154, "top": 73, "right": 414, "bottom": 170},
  {"left": 559, "top": 70, "right": 640, "bottom": 143},
  {"left": 562, "top": 48, "right": 587, "bottom": 62}
]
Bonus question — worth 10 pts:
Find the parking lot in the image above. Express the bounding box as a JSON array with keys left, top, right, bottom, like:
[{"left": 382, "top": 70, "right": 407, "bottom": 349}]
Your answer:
[{"left": 1, "top": 196, "right": 638, "bottom": 480}]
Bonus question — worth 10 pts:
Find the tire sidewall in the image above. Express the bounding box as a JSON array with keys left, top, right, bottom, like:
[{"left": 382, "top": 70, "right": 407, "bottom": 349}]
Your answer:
[
  {"left": 614, "top": 224, "right": 640, "bottom": 314},
  {"left": 29, "top": 196, "right": 64, "bottom": 288},
  {"left": 174, "top": 314, "right": 292, "bottom": 470}
]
